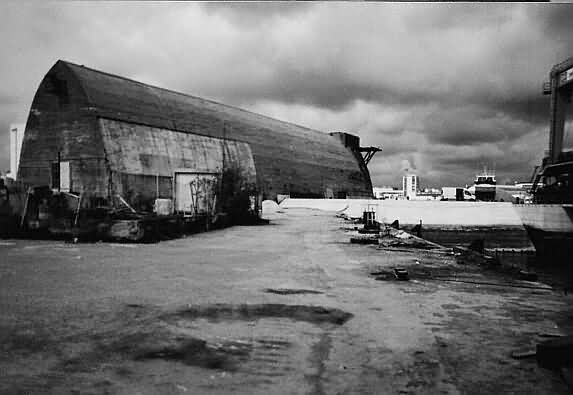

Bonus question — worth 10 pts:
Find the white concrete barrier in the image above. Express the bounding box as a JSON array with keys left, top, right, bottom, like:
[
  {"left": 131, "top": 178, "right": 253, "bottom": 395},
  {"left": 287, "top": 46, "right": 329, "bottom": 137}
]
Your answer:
[
  {"left": 280, "top": 198, "right": 524, "bottom": 227},
  {"left": 279, "top": 198, "right": 364, "bottom": 213}
]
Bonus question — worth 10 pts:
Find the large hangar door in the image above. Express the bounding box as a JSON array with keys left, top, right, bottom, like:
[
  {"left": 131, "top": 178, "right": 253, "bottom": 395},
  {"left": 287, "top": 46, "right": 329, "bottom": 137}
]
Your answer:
[{"left": 174, "top": 170, "right": 218, "bottom": 216}]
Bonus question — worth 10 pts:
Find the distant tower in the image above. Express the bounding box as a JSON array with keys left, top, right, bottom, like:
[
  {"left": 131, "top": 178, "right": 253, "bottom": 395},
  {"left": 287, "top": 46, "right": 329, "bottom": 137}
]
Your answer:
[
  {"left": 8, "top": 123, "right": 25, "bottom": 180},
  {"left": 402, "top": 173, "right": 418, "bottom": 199}
]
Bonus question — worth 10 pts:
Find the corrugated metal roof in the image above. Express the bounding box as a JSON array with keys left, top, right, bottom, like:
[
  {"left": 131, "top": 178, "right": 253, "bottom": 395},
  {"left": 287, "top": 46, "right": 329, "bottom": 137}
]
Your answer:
[
  {"left": 51, "top": 60, "right": 372, "bottom": 197},
  {"left": 61, "top": 60, "right": 344, "bottom": 149}
]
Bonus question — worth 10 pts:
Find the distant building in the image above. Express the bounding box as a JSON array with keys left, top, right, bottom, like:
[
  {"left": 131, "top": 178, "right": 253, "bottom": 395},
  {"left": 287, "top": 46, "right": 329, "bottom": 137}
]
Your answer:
[
  {"left": 422, "top": 187, "right": 442, "bottom": 195},
  {"left": 7, "top": 123, "right": 25, "bottom": 180},
  {"left": 414, "top": 187, "right": 442, "bottom": 200},
  {"left": 373, "top": 186, "right": 403, "bottom": 199},
  {"left": 402, "top": 174, "right": 418, "bottom": 199},
  {"left": 442, "top": 186, "right": 475, "bottom": 201}
]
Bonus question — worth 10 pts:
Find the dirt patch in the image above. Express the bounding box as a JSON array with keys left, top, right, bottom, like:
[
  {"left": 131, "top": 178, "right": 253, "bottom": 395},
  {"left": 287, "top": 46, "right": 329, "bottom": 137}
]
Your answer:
[
  {"left": 52, "top": 303, "right": 352, "bottom": 377},
  {"left": 263, "top": 288, "right": 324, "bottom": 295},
  {"left": 134, "top": 336, "right": 251, "bottom": 371},
  {"left": 256, "top": 339, "right": 291, "bottom": 349},
  {"left": 305, "top": 333, "right": 332, "bottom": 395},
  {"left": 0, "top": 327, "right": 53, "bottom": 355},
  {"left": 55, "top": 324, "right": 253, "bottom": 373},
  {"left": 166, "top": 303, "right": 353, "bottom": 326},
  {"left": 441, "top": 303, "right": 461, "bottom": 310}
]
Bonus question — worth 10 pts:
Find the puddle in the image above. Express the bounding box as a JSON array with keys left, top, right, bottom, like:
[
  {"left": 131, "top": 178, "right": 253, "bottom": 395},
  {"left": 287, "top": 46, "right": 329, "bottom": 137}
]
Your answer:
[
  {"left": 166, "top": 303, "right": 353, "bottom": 326},
  {"left": 16, "top": 303, "right": 353, "bottom": 383},
  {"left": 134, "top": 337, "right": 252, "bottom": 370},
  {"left": 263, "top": 288, "right": 324, "bottom": 295},
  {"left": 441, "top": 304, "right": 461, "bottom": 310},
  {"left": 1, "top": 328, "right": 53, "bottom": 354}
]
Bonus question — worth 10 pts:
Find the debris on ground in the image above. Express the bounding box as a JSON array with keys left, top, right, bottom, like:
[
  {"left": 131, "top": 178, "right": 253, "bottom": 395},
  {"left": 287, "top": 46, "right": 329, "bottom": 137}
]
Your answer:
[
  {"left": 511, "top": 348, "right": 537, "bottom": 359},
  {"left": 357, "top": 228, "right": 380, "bottom": 234},
  {"left": 261, "top": 200, "right": 284, "bottom": 219},
  {"left": 453, "top": 245, "right": 499, "bottom": 266},
  {"left": 411, "top": 220, "right": 423, "bottom": 237},
  {"left": 393, "top": 268, "right": 409, "bottom": 281},
  {"left": 518, "top": 270, "right": 539, "bottom": 282},
  {"left": 539, "top": 332, "right": 565, "bottom": 338},
  {"left": 263, "top": 288, "right": 324, "bottom": 295},
  {"left": 350, "top": 236, "right": 378, "bottom": 244},
  {"left": 378, "top": 227, "right": 445, "bottom": 250}
]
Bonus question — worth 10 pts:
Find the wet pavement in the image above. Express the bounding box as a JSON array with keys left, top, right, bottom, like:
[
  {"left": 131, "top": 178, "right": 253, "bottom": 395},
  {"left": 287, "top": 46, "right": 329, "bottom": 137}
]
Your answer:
[{"left": 1, "top": 208, "right": 572, "bottom": 394}]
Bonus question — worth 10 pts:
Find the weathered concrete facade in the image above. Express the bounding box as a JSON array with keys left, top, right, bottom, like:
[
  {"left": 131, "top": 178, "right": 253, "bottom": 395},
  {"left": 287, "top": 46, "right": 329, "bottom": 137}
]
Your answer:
[
  {"left": 100, "top": 118, "right": 256, "bottom": 210},
  {"left": 18, "top": 60, "right": 373, "bottom": 208}
]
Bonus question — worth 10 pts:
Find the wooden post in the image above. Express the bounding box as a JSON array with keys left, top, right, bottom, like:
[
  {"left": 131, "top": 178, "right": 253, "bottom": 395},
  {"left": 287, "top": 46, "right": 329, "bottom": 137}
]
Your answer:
[
  {"left": 74, "top": 194, "right": 82, "bottom": 227},
  {"left": 57, "top": 151, "right": 61, "bottom": 192},
  {"left": 156, "top": 174, "right": 159, "bottom": 199},
  {"left": 20, "top": 188, "right": 31, "bottom": 228},
  {"left": 116, "top": 195, "right": 136, "bottom": 213}
]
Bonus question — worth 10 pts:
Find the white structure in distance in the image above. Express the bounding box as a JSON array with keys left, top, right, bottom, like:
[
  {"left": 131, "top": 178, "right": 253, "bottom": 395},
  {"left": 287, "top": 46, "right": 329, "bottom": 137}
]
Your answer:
[
  {"left": 402, "top": 174, "right": 418, "bottom": 199},
  {"left": 373, "top": 186, "right": 403, "bottom": 200},
  {"left": 7, "top": 123, "right": 25, "bottom": 180}
]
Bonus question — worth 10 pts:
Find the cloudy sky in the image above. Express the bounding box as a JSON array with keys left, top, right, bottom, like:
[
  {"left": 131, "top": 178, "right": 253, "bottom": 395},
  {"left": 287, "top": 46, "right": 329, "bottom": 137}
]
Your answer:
[{"left": 1, "top": 2, "right": 573, "bottom": 188}]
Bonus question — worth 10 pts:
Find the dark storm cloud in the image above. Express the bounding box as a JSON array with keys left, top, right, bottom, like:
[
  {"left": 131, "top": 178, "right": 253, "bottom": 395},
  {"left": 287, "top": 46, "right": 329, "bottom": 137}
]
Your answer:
[
  {"left": 257, "top": 67, "right": 445, "bottom": 111},
  {"left": 0, "top": 2, "right": 572, "bottom": 186},
  {"left": 423, "top": 106, "right": 534, "bottom": 146},
  {"left": 200, "top": 3, "right": 569, "bottom": 132},
  {"left": 491, "top": 97, "right": 549, "bottom": 125},
  {"left": 534, "top": 5, "right": 573, "bottom": 41},
  {"left": 201, "top": 2, "right": 313, "bottom": 27}
]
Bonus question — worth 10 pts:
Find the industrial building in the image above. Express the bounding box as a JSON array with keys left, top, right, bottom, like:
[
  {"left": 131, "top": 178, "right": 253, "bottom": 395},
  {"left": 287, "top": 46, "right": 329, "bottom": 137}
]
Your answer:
[
  {"left": 7, "top": 123, "right": 25, "bottom": 180},
  {"left": 402, "top": 174, "right": 418, "bottom": 199},
  {"left": 14, "top": 60, "right": 376, "bottom": 235},
  {"left": 372, "top": 186, "right": 403, "bottom": 200}
]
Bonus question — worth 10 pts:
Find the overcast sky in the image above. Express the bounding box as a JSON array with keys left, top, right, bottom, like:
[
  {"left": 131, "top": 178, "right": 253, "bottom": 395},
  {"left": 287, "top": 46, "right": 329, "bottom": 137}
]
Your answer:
[{"left": 1, "top": 2, "right": 573, "bottom": 188}]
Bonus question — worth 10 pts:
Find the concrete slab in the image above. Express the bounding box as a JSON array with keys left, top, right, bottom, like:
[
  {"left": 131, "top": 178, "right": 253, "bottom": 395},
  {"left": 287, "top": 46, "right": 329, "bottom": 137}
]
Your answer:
[{"left": 0, "top": 208, "right": 571, "bottom": 393}]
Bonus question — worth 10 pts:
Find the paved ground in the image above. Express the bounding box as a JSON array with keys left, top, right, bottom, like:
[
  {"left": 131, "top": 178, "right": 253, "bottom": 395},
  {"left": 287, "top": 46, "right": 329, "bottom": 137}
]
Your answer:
[{"left": 1, "top": 208, "right": 572, "bottom": 394}]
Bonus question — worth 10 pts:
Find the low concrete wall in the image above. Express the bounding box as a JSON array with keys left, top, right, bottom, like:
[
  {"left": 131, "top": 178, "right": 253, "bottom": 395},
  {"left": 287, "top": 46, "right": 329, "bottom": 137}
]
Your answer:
[
  {"left": 376, "top": 200, "right": 523, "bottom": 226},
  {"left": 422, "top": 228, "right": 533, "bottom": 249},
  {"left": 281, "top": 198, "right": 532, "bottom": 249},
  {"left": 281, "top": 199, "right": 524, "bottom": 227},
  {"left": 280, "top": 198, "right": 358, "bottom": 213}
]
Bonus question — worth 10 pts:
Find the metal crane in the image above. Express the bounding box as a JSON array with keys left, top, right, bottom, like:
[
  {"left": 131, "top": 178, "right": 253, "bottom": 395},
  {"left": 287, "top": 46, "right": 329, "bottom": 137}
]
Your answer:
[{"left": 532, "top": 57, "right": 573, "bottom": 203}]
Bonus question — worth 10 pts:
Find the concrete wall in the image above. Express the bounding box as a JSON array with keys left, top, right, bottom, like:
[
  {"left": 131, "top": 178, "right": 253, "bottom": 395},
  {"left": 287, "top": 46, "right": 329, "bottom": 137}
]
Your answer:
[
  {"left": 100, "top": 118, "right": 256, "bottom": 209},
  {"left": 281, "top": 198, "right": 525, "bottom": 227}
]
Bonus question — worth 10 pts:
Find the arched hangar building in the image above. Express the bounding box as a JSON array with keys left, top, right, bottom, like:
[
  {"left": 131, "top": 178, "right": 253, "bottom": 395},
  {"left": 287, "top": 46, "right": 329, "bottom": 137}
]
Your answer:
[{"left": 18, "top": 60, "right": 377, "bottom": 212}]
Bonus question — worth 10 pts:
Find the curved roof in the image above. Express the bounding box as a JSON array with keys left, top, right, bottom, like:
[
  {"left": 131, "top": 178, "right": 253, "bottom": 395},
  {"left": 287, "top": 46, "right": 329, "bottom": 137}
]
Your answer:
[
  {"left": 60, "top": 61, "right": 356, "bottom": 163},
  {"left": 52, "top": 60, "right": 373, "bottom": 197}
]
